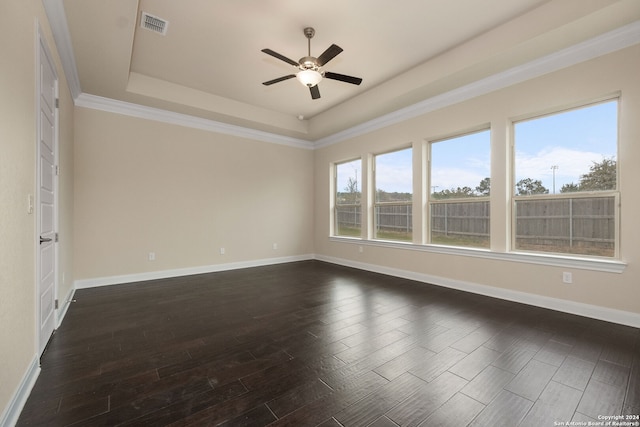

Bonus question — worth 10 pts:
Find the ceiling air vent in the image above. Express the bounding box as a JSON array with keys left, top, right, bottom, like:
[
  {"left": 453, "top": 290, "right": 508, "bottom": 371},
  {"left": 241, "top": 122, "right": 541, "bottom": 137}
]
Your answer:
[{"left": 140, "top": 12, "right": 168, "bottom": 35}]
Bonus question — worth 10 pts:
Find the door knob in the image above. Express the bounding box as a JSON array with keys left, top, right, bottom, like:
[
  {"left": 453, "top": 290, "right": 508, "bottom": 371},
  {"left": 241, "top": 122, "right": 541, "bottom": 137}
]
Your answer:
[{"left": 39, "top": 236, "right": 52, "bottom": 244}]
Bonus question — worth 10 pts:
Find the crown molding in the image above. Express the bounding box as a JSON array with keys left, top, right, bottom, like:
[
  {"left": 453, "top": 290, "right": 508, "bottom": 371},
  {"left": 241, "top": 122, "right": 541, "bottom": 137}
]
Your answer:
[
  {"left": 314, "top": 20, "right": 640, "bottom": 148},
  {"left": 75, "top": 93, "right": 315, "bottom": 149},
  {"left": 44, "top": 0, "right": 639, "bottom": 150}
]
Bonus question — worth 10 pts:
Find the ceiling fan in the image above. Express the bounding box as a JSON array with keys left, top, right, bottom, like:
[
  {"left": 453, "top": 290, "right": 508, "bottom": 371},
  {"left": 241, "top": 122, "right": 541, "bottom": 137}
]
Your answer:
[{"left": 262, "top": 27, "right": 363, "bottom": 100}]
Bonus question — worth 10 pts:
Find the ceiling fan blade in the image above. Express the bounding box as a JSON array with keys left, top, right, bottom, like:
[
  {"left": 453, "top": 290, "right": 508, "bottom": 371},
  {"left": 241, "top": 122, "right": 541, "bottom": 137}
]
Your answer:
[
  {"left": 262, "top": 75, "right": 296, "bottom": 86},
  {"left": 316, "top": 44, "right": 343, "bottom": 66},
  {"left": 310, "top": 85, "right": 321, "bottom": 99},
  {"left": 324, "top": 72, "right": 363, "bottom": 85},
  {"left": 261, "top": 48, "right": 299, "bottom": 67}
]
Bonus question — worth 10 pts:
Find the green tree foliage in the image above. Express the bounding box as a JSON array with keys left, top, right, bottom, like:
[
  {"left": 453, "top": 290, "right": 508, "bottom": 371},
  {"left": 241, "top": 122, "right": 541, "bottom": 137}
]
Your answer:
[
  {"left": 559, "top": 158, "right": 616, "bottom": 193},
  {"left": 476, "top": 177, "right": 491, "bottom": 196},
  {"left": 376, "top": 189, "right": 412, "bottom": 203},
  {"left": 516, "top": 178, "right": 548, "bottom": 196},
  {"left": 430, "top": 177, "right": 491, "bottom": 199},
  {"left": 578, "top": 158, "right": 616, "bottom": 191},
  {"left": 560, "top": 182, "right": 580, "bottom": 193},
  {"left": 431, "top": 186, "right": 475, "bottom": 199}
]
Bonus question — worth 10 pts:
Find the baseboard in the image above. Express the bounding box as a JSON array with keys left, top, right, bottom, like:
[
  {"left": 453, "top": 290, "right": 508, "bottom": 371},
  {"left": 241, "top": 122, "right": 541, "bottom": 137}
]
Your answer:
[
  {"left": 315, "top": 254, "right": 640, "bottom": 329},
  {"left": 72, "top": 253, "right": 639, "bottom": 328},
  {"left": 74, "top": 254, "right": 315, "bottom": 289},
  {"left": 0, "top": 356, "right": 40, "bottom": 427}
]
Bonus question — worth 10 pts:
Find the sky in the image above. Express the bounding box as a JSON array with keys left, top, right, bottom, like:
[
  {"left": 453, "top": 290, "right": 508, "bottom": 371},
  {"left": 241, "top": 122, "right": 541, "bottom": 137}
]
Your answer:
[
  {"left": 514, "top": 100, "right": 617, "bottom": 193},
  {"left": 336, "top": 100, "right": 617, "bottom": 195}
]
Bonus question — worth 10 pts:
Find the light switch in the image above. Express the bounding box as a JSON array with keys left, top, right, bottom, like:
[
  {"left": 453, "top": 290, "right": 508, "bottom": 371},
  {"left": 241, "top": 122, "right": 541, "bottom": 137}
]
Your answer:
[{"left": 27, "top": 194, "right": 34, "bottom": 214}]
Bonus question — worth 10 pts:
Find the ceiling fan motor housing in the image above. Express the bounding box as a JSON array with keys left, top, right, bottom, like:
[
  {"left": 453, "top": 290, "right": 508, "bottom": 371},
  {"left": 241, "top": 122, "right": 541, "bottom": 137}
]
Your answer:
[{"left": 299, "top": 56, "right": 319, "bottom": 70}]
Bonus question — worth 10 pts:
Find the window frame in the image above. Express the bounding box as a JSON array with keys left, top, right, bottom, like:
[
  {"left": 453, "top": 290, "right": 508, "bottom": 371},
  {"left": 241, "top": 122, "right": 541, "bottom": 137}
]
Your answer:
[
  {"left": 333, "top": 158, "right": 363, "bottom": 238},
  {"left": 372, "top": 146, "right": 414, "bottom": 242},
  {"left": 510, "top": 97, "right": 620, "bottom": 259},
  {"left": 427, "top": 128, "right": 492, "bottom": 249}
]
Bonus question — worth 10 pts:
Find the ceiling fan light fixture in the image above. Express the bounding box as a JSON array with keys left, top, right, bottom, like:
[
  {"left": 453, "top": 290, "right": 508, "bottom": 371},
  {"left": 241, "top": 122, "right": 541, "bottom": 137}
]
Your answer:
[{"left": 296, "top": 69, "right": 322, "bottom": 87}]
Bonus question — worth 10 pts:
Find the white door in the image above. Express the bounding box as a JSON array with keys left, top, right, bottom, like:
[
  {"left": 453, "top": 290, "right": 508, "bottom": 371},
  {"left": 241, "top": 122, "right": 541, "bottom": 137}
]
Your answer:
[{"left": 38, "top": 37, "right": 58, "bottom": 355}]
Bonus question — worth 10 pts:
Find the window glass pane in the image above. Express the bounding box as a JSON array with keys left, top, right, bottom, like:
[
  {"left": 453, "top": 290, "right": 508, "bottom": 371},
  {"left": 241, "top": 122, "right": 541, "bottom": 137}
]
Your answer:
[
  {"left": 430, "top": 130, "right": 491, "bottom": 248},
  {"left": 335, "top": 159, "right": 361, "bottom": 237},
  {"left": 513, "top": 100, "right": 618, "bottom": 257},
  {"left": 374, "top": 148, "right": 412, "bottom": 241},
  {"left": 514, "top": 101, "right": 617, "bottom": 195},
  {"left": 515, "top": 196, "right": 615, "bottom": 257}
]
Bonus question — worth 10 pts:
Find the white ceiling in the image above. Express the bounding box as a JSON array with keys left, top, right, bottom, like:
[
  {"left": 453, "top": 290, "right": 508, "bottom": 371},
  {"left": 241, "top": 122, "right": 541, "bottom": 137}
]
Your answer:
[{"left": 52, "top": 0, "right": 640, "bottom": 142}]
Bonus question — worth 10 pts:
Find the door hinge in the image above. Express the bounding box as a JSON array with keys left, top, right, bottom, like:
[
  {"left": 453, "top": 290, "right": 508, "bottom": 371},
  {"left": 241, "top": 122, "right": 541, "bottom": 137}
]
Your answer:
[
  {"left": 55, "top": 299, "right": 59, "bottom": 309},
  {"left": 55, "top": 233, "right": 59, "bottom": 243},
  {"left": 55, "top": 165, "right": 59, "bottom": 175},
  {"left": 55, "top": 98, "right": 59, "bottom": 109}
]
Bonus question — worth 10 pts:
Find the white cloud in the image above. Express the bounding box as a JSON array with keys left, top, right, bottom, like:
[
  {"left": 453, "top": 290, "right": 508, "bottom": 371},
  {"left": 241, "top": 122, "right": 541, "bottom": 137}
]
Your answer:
[
  {"left": 431, "top": 167, "right": 487, "bottom": 191},
  {"left": 376, "top": 164, "right": 413, "bottom": 193},
  {"left": 516, "top": 147, "right": 615, "bottom": 188}
]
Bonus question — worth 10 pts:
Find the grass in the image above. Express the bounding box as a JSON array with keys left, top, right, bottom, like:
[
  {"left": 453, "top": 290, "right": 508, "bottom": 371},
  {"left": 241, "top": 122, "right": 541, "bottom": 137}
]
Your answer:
[
  {"left": 375, "top": 229, "right": 412, "bottom": 242},
  {"left": 336, "top": 227, "right": 612, "bottom": 257},
  {"left": 430, "top": 234, "right": 490, "bottom": 249}
]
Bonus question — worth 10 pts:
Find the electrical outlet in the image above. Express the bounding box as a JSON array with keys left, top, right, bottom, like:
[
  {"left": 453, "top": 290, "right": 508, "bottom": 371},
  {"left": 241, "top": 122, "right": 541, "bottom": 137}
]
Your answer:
[
  {"left": 273, "top": 243, "right": 278, "bottom": 250},
  {"left": 562, "top": 272, "right": 572, "bottom": 284},
  {"left": 358, "top": 246, "right": 363, "bottom": 253},
  {"left": 148, "top": 252, "right": 156, "bottom": 261},
  {"left": 220, "top": 247, "right": 225, "bottom": 255}
]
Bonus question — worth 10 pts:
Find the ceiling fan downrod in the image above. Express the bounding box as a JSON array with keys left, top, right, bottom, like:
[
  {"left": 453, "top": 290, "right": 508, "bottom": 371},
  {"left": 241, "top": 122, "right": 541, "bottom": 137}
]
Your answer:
[
  {"left": 303, "top": 27, "right": 315, "bottom": 57},
  {"left": 300, "top": 27, "right": 317, "bottom": 70}
]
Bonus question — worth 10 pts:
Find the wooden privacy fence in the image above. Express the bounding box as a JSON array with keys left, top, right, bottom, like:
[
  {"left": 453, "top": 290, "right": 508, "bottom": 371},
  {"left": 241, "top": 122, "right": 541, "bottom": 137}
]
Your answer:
[
  {"left": 337, "top": 195, "right": 614, "bottom": 253},
  {"left": 515, "top": 195, "right": 615, "bottom": 251},
  {"left": 336, "top": 205, "right": 361, "bottom": 228},
  {"left": 375, "top": 204, "right": 413, "bottom": 233},
  {"left": 430, "top": 200, "right": 489, "bottom": 238},
  {"left": 336, "top": 204, "right": 414, "bottom": 232}
]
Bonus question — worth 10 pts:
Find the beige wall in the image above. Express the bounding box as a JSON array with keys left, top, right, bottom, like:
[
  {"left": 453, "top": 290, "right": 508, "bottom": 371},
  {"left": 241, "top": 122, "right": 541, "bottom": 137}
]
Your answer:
[
  {"left": 73, "top": 108, "right": 314, "bottom": 281},
  {"left": 0, "top": 0, "right": 74, "bottom": 420},
  {"left": 1, "top": 1, "right": 638, "bottom": 422},
  {"left": 314, "top": 45, "right": 640, "bottom": 315}
]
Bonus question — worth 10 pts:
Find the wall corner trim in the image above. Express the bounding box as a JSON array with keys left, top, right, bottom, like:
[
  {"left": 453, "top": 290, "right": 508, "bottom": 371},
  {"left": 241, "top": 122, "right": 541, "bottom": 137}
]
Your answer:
[
  {"left": 0, "top": 357, "right": 40, "bottom": 427},
  {"left": 314, "top": 254, "right": 640, "bottom": 328}
]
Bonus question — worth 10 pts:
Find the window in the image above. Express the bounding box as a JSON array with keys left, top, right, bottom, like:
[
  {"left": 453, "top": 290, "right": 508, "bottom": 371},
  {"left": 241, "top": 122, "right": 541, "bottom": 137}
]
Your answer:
[
  {"left": 513, "top": 99, "right": 618, "bottom": 257},
  {"left": 374, "top": 147, "right": 413, "bottom": 241},
  {"left": 429, "top": 130, "right": 491, "bottom": 248},
  {"left": 334, "top": 159, "right": 362, "bottom": 237}
]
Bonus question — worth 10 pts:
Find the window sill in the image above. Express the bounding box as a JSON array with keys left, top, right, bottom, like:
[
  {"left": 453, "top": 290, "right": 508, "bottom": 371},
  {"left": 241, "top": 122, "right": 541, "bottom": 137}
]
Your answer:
[{"left": 328, "top": 236, "right": 626, "bottom": 273}]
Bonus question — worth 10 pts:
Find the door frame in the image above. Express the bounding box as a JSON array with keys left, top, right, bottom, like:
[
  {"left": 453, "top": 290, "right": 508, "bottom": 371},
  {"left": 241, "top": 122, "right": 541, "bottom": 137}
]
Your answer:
[{"left": 36, "top": 24, "right": 59, "bottom": 356}]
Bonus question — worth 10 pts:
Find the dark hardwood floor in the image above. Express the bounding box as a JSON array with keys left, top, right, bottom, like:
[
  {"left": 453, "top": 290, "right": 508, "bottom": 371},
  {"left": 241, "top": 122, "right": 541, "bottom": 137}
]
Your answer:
[{"left": 17, "top": 260, "right": 640, "bottom": 426}]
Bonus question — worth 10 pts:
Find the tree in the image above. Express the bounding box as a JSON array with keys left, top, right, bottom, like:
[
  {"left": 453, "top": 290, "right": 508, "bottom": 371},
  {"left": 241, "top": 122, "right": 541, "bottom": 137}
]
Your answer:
[
  {"left": 432, "top": 186, "right": 475, "bottom": 199},
  {"left": 516, "top": 178, "right": 548, "bottom": 196},
  {"left": 578, "top": 158, "right": 616, "bottom": 191},
  {"left": 560, "top": 182, "right": 580, "bottom": 193},
  {"left": 342, "top": 176, "right": 360, "bottom": 204},
  {"left": 476, "top": 177, "right": 491, "bottom": 196},
  {"left": 557, "top": 158, "right": 616, "bottom": 193},
  {"left": 345, "top": 176, "right": 358, "bottom": 194},
  {"left": 376, "top": 189, "right": 412, "bottom": 203}
]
